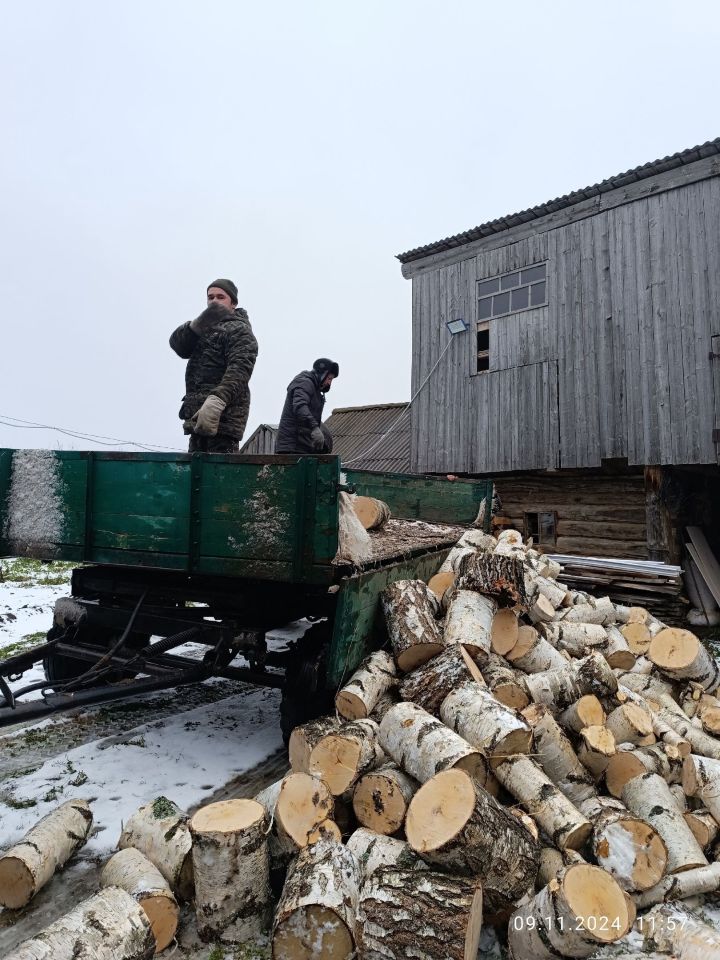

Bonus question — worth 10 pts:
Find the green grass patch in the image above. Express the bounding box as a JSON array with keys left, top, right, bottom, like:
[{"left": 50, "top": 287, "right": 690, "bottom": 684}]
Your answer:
[
  {"left": 0, "top": 633, "right": 47, "bottom": 659},
  {"left": 0, "top": 557, "right": 77, "bottom": 585},
  {"left": 3, "top": 796, "right": 37, "bottom": 810}
]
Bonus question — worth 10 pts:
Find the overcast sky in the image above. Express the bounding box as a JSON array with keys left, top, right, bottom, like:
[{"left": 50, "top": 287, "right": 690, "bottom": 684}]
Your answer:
[{"left": 1, "top": 0, "right": 717, "bottom": 452}]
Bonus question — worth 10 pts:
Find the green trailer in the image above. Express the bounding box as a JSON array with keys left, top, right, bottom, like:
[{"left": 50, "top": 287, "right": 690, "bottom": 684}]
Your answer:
[{"left": 0, "top": 449, "right": 491, "bottom": 734}]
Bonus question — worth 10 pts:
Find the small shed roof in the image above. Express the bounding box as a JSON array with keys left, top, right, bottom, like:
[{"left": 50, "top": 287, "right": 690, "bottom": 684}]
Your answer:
[
  {"left": 325, "top": 402, "right": 411, "bottom": 473},
  {"left": 397, "top": 137, "right": 720, "bottom": 264}
]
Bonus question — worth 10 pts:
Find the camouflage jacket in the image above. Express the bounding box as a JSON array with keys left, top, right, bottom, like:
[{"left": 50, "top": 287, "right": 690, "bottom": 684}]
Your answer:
[{"left": 169, "top": 307, "right": 258, "bottom": 440}]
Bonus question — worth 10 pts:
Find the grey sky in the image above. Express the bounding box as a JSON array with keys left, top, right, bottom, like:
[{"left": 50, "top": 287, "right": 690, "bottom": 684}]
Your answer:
[{"left": 1, "top": 0, "right": 717, "bottom": 452}]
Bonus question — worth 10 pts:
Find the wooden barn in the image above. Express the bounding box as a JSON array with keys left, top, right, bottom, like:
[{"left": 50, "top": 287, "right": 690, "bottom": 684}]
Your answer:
[{"left": 397, "top": 138, "right": 720, "bottom": 567}]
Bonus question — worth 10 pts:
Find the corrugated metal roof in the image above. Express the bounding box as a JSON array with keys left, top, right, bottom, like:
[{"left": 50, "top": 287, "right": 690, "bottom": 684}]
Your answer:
[
  {"left": 238, "top": 404, "right": 412, "bottom": 472},
  {"left": 397, "top": 138, "right": 720, "bottom": 264},
  {"left": 326, "top": 402, "right": 411, "bottom": 472}
]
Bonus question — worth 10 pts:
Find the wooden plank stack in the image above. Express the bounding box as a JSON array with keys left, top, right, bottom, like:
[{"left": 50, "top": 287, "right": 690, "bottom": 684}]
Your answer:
[{"left": 5, "top": 526, "right": 720, "bottom": 958}]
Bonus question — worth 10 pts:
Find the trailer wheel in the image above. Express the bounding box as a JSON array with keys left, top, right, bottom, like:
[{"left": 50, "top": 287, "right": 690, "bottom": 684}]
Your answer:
[
  {"left": 43, "top": 625, "right": 151, "bottom": 687},
  {"left": 279, "top": 623, "right": 334, "bottom": 746}
]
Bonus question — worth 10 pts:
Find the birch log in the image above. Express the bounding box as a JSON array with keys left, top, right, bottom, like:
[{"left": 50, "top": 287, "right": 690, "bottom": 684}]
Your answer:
[
  {"left": 335, "top": 650, "right": 396, "bottom": 720},
  {"left": 544, "top": 622, "right": 608, "bottom": 657},
  {"left": 527, "top": 594, "right": 555, "bottom": 625},
  {"left": 100, "top": 848, "right": 179, "bottom": 953},
  {"left": 359, "top": 867, "right": 483, "bottom": 960},
  {"left": 272, "top": 839, "right": 360, "bottom": 960},
  {"left": 288, "top": 715, "right": 340, "bottom": 773},
  {"left": 378, "top": 701, "right": 488, "bottom": 785},
  {"left": 189, "top": 799, "right": 271, "bottom": 943},
  {"left": 440, "top": 680, "right": 532, "bottom": 767},
  {"left": 399, "top": 643, "right": 484, "bottom": 715},
  {"left": 346, "top": 827, "right": 426, "bottom": 880},
  {"left": 621, "top": 773, "right": 708, "bottom": 873},
  {"left": 0, "top": 799, "right": 93, "bottom": 909},
  {"left": 495, "top": 754, "right": 592, "bottom": 849},
  {"left": 639, "top": 902, "right": 720, "bottom": 960},
  {"left": 117, "top": 797, "right": 193, "bottom": 902},
  {"left": 648, "top": 628, "right": 720, "bottom": 692},
  {"left": 558, "top": 695, "right": 605, "bottom": 733},
  {"left": 684, "top": 810, "right": 720, "bottom": 850},
  {"left": 682, "top": 754, "right": 720, "bottom": 823},
  {"left": 576, "top": 725, "right": 617, "bottom": 780},
  {"left": 444, "top": 590, "right": 496, "bottom": 662},
  {"left": 621, "top": 622, "right": 653, "bottom": 655},
  {"left": 605, "top": 744, "right": 682, "bottom": 797},
  {"left": 381, "top": 580, "right": 443, "bottom": 671},
  {"left": 508, "top": 632, "right": 567, "bottom": 674},
  {"left": 371, "top": 690, "right": 399, "bottom": 723},
  {"left": 524, "top": 706, "right": 596, "bottom": 806},
  {"left": 353, "top": 496, "right": 390, "bottom": 530},
  {"left": 254, "top": 772, "right": 335, "bottom": 869},
  {"left": 481, "top": 653, "right": 530, "bottom": 710},
  {"left": 524, "top": 652, "right": 618, "bottom": 711},
  {"left": 405, "top": 768, "right": 539, "bottom": 909},
  {"left": 634, "top": 861, "right": 720, "bottom": 908},
  {"left": 309, "top": 718, "right": 384, "bottom": 795},
  {"left": 455, "top": 552, "right": 528, "bottom": 606},
  {"left": 577, "top": 795, "right": 668, "bottom": 892},
  {"left": 508, "top": 864, "right": 632, "bottom": 960},
  {"left": 604, "top": 625, "right": 636, "bottom": 670},
  {"left": 352, "top": 763, "right": 418, "bottom": 834},
  {"left": 605, "top": 703, "right": 654, "bottom": 745},
  {"left": 4, "top": 887, "right": 154, "bottom": 960}
]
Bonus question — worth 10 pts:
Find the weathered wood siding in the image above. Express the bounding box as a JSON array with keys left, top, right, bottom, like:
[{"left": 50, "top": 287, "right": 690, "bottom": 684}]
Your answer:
[{"left": 410, "top": 165, "right": 720, "bottom": 473}]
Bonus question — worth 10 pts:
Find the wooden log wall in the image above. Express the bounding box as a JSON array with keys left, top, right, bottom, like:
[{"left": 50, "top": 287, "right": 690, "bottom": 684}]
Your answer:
[
  {"left": 408, "top": 156, "right": 720, "bottom": 475},
  {"left": 494, "top": 470, "right": 648, "bottom": 559}
]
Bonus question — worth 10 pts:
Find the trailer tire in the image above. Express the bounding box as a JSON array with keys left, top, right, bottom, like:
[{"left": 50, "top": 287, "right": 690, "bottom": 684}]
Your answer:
[{"left": 279, "top": 623, "right": 334, "bottom": 746}]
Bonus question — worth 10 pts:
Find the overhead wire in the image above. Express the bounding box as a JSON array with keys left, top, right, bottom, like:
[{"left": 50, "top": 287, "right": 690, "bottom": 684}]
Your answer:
[{"left": 0, "top": 414, "right": 181, "bottom": 452}]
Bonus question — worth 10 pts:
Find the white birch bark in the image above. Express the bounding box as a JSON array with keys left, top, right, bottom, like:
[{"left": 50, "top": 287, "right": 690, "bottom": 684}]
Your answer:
[
  {"left": 495, "top": 754, "right": 592, "bottom": 850},
  {"left": 100, "top": 848, "right": 179, "bottom": 953},
  {"left": 378, "top": 701, "right": 488, "bottom": 785},
  {"left": 288, "top": 715, "right": 340, "bottom": 773},
  {"left": 4, "top": 887, "right": 154, "bottom": 960},
  {"left": 382, "top": 579, "right": 443, "bottom": 671},
  {"left": 0, "top": 799, "right": 92, "bottom": 909},
  {"left": 682, "top": 753, "right": 720, "bottom": 824},
  {"left": 526, "top": 706, "right": 596, "bottom": 806},
  {"left": 508, "top": 864, "right": 632, "bottom": 960},
  {"left": 399, "top": 643, "right": 484, "bottom": 715},
  {"left": 117, "top": 797, "right": 193, "bottom": 902},
  {"left": 604, "top": 625, "right": 636, "bottom": 669},
  {"left": 309, "top": 718, "right": 384, "bottom": 795},
  {"left": 439, "top": 680, "right": 532, "bottom": 767},
  {"left": 444, "top": 589, "right": 496, "bottom": 662},
  {"left": 189, "top": 799, "right": 271, "bottom": 943},
  {"left": 634, "top": 861, "right": 720, "bottom": 908},
  {"left": 508, "top": 630, "right": 567, "bottom": 673},
  {"left": 558, "top": 695, "right": 605, "bottom": 733},
  {"left": 639, "top": 902, "right": 720, "bottom": 960},
  {"left": 605, "top": 703, "right": 654, "bottom": 745},
  {"left": 335, "top": 650, "right": 397, "bottom": 720},
  {"left": 405, "top": 767, "right": 538, "bottom": 910},
  {"left": 524, "top": 652, "right": 618, "bottom": 711},
  {"left": 272, "top": 839, "right": 360, "bottom": 960},
  {"left": 621, "top": 772, "right": 708, "bottom": 874},
  {"left": 346, "top": 827, "right": 426, "bottom": 880},
  {"left": 577, "top": 725, "right": 617, "bottom": 781},
  {"left": 544, "top": 621, "right": 608, "bottom": 657}
]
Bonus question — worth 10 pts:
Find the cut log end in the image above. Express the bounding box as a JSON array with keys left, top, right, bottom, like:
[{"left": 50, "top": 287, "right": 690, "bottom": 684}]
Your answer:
[
  {"left": 405, "top": 767, "right": 475, "bottom": 854},
  {"left": 563, "top": 864, "right": 631, "bottom": 942},
  {"left": 0, "top": 857, "right": 33, "bottom": 910},
  {"left": 397, "top": 643, "right": 444, "bottom": 673},
  {"left": 190, "top": 798, "right": 265, "bottom": 834},
  {"left": 491, "top": 608, "right": 520, "bottom": 655},
  {"left": 274, "top": 903, "right": 353, "bottom": 959}
]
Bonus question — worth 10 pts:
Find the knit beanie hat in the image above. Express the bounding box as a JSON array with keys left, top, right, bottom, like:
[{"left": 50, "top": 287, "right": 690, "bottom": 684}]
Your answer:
[{"left": 207, "top": 279, "right": 238, "bottom": 304}]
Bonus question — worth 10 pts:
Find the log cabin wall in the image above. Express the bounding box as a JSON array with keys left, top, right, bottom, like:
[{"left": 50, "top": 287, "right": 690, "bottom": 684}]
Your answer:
[
  {"left": 403, "top": 151, "right": 720, "bottom": 476},
  {"left": 492, "top": 469, "right": 649, "bottom": 559}
]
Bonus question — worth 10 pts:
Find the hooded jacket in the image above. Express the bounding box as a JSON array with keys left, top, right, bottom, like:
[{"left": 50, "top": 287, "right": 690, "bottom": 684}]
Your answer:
[
  {"left": 169, "top": 307, "right": 258, "bottom": 440},
  {"left": 275, "top": 369, "right": 331, "bottom": 454}
]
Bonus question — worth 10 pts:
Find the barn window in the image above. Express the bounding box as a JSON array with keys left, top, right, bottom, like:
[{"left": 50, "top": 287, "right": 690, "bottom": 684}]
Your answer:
[
  {"left": 477, "top": 262, "right": 547, "bottom": 320},
  {"left": 476, "top": 322, "right": 490, "bottom": 372},
  {"left": 524, "top": 511, "right": 557, "bottom": 546}
]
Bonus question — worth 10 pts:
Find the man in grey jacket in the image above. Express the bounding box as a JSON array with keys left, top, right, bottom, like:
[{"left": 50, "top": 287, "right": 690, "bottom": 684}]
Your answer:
[{"left": 170, "top": 279, "right": 258, "bottom": 453}]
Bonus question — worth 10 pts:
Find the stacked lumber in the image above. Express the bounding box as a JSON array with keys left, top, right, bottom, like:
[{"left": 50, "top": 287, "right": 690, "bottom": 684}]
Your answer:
[
  {"left": 7, "top": 527, "right": 720, "bottom": 958},
  {"left": 547, "top": 553, "right": 686, "bottom": 625}
]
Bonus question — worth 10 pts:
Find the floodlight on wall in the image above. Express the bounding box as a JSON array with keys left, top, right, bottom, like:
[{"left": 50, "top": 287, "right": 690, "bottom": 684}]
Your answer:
[{"left": 446, "top": 317, "right": 469, "bottom": 335}]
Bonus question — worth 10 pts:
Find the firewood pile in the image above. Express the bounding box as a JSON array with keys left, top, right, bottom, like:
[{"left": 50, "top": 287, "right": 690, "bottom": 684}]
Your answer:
[{"left": 4, "top": 527, "right": 720, "bottom": 959}]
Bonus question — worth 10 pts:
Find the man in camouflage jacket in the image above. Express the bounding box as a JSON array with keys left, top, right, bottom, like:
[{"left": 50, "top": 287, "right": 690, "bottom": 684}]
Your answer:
[{"left": 170, "top": 279, "right": 258, "bottom": 453}]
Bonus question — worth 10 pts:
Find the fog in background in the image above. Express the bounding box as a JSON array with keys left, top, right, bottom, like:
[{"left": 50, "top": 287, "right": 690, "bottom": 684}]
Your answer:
[{"left": 1, "top": 0, "right": 718, "bottom": 452}]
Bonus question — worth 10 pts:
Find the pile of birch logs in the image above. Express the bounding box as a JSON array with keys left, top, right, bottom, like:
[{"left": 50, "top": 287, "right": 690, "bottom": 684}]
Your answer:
[{"left": 6, "top": 526, "right": 720, "bottom": 959}]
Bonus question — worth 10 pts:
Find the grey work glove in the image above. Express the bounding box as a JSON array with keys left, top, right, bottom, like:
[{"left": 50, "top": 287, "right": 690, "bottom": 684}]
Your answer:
[
  {"left": 190, "top": 302, "right": 230, "bottom": 337},
  {"left": 190, "top": 395, "right": 227, "bottom": 436},
  {"left": 310, "top": 426, "right": 325, "bottom": 452}
]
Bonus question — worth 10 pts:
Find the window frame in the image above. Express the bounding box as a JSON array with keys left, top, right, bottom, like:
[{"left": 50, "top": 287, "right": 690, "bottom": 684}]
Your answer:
[
  {"left": 523, "top": 510, "right": 557, "bottom": 547},
  {"left": 477, "top": 262, "right": 548, "bottom": 322}
]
